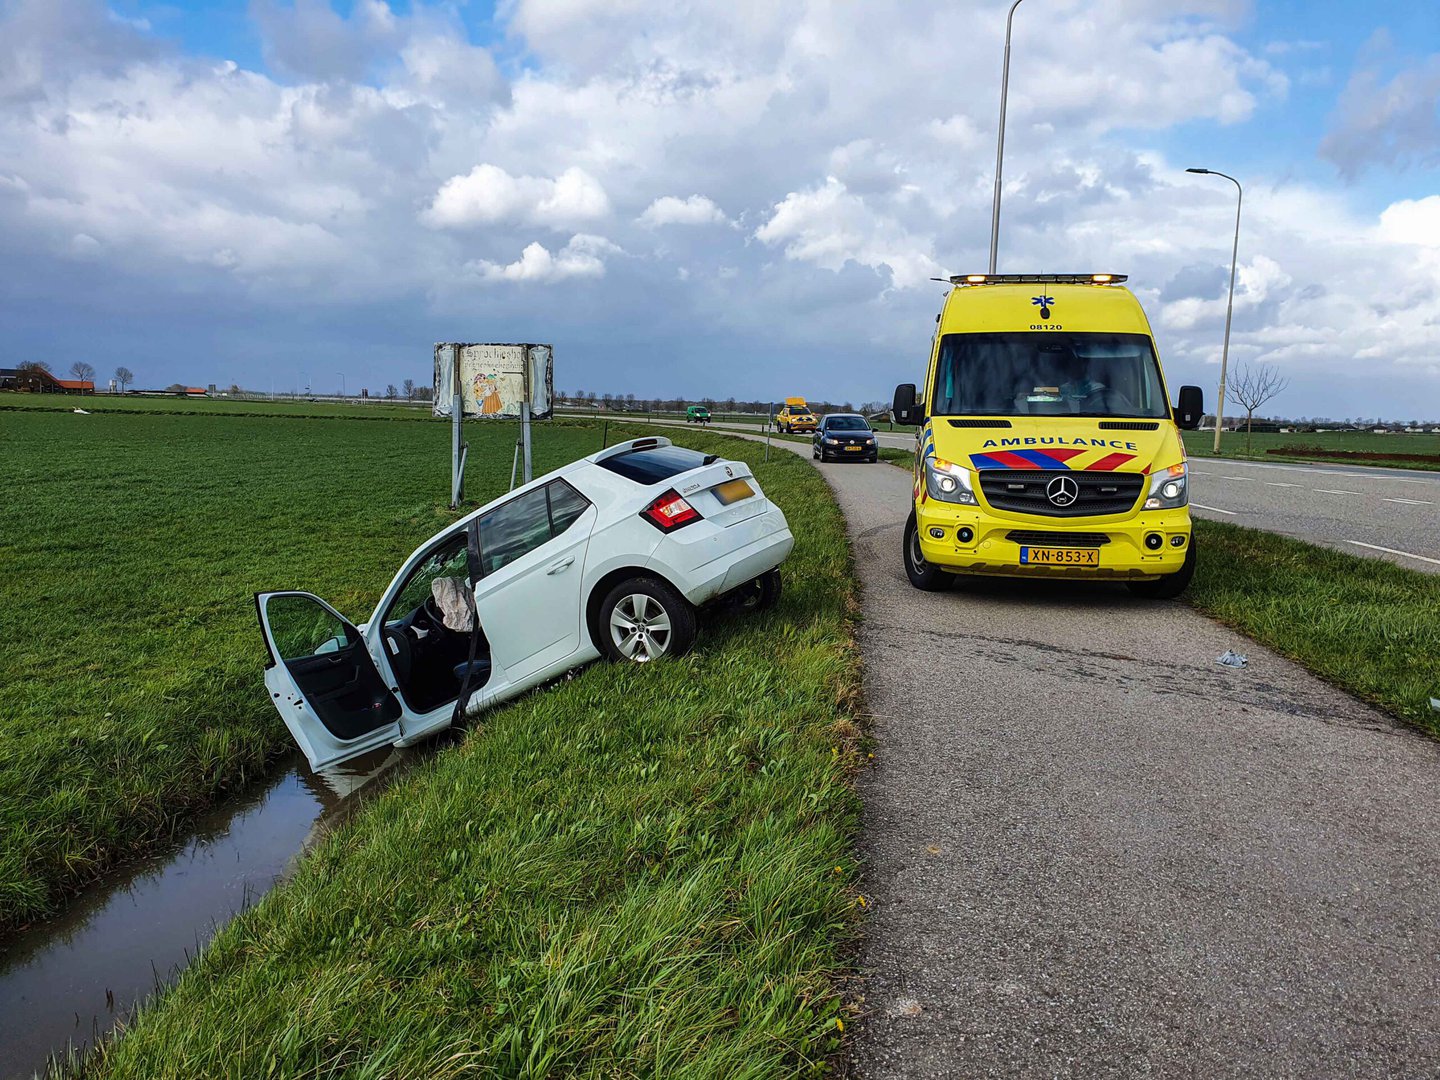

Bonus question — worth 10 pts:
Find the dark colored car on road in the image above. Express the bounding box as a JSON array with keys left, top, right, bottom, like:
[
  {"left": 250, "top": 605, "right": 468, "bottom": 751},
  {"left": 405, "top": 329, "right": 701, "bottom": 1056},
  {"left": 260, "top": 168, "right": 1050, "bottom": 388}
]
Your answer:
[{"left": 813, "top": 413, "right": 878, "bottom": 463}]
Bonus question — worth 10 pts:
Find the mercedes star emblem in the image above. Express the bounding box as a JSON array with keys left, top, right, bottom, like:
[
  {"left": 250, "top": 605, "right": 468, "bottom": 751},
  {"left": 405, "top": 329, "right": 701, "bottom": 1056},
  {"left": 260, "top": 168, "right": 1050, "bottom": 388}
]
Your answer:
[{"left": 1046, "top": 475, "right": 1079, "bottom": 507}]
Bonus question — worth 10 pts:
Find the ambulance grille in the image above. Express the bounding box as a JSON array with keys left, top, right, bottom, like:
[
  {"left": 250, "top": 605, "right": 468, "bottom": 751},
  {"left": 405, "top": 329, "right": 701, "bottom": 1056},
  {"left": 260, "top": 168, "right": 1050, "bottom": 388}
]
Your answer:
[
  {"left": 1006, "top": 530, "right": 1111, "bottom": 548},
  {"left": 979, "top": 470, "right": 1144, "bottom": 517},
  {"left": 1098, "top": 421, "right": 1160, "bottom": 431}
]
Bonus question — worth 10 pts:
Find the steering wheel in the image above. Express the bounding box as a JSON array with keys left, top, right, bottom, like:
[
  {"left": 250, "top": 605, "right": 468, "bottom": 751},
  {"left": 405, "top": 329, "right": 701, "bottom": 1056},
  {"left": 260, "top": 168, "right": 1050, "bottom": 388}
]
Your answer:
[{"left": 421, "top": 594, "right": 446, "bottom": 628}]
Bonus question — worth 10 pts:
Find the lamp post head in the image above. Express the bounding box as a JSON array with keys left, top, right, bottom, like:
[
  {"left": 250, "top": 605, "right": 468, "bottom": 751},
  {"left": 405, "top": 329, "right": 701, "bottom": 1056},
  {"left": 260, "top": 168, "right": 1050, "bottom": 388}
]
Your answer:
[{"left": 1186, "top": 167, "right": 1210, "bottom": 174}]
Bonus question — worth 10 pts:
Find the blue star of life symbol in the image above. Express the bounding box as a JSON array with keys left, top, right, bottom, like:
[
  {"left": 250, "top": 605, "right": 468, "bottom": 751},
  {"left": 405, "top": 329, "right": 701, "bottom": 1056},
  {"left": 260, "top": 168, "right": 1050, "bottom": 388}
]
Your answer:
[{"left": 1032, "top": 295, "right": 1055, "bottom": 319}]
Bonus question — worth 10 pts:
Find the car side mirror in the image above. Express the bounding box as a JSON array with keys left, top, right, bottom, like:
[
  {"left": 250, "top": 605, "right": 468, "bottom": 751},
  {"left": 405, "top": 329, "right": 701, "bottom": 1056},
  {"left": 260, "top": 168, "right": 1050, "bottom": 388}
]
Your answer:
[
  {"left": 1174, "top": 385, "right": 1203, "bottom": 430},
  {"left": 892, "top": 383, "right": 920, "bottom": 426}
]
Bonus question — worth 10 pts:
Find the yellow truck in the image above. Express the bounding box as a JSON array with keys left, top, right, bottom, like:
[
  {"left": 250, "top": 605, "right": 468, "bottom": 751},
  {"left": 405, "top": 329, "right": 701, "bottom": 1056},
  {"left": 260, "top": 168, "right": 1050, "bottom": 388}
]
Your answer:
[
  {"left": 891, "top": 273, "right": 1204, "bottom": 598},
  {"left": 776, "top": 397, "right": 818, "bottom": 434}
]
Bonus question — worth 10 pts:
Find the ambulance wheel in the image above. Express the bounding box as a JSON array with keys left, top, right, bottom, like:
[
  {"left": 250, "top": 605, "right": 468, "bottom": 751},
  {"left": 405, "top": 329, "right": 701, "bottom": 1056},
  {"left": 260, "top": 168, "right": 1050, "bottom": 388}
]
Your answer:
[
  {"left": 904, "top": 513, "right": 954, "bottom": 591},
  {"left": 1127, "top": 537, "right": 1196, "bottom": 599}
]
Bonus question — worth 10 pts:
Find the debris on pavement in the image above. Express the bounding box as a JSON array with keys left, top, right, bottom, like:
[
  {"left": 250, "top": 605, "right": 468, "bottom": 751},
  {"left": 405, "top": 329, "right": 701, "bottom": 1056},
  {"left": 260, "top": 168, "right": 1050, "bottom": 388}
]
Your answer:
[{"left": 1216, "top": 650, "right": 1249, "bottom": 668}]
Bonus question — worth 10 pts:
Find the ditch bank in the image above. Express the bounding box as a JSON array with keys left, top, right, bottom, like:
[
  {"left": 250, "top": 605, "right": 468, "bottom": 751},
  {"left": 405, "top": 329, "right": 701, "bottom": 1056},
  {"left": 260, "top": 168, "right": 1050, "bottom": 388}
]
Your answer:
[{"left": 0, "top": 749, "right": 408, "bottom": 1080}]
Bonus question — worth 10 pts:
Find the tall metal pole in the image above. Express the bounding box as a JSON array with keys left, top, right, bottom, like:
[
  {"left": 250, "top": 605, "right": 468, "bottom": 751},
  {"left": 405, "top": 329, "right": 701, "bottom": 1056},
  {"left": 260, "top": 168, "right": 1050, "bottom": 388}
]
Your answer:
[
  {"left": 336, "top": 372, "right": 345, "bottom": 398},
  {"left": 988, "top": 0, "right": 1025, "bottom": 274},
  {"left": 1187, "top": 168, "right": 1243, "bottom": 454}
]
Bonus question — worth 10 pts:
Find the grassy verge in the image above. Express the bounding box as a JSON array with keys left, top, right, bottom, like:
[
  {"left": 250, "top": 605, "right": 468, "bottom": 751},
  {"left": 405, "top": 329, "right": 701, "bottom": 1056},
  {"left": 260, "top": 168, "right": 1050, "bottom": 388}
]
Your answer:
[
  {"left": 73, "top": 425, "right": 862, "bottom": 1078},
  {"left": 1190, "top": 520, "right": 1440, "bottom": 734},
  {"left": 0, "top": 409, "right": 626, "bottom": 930}
]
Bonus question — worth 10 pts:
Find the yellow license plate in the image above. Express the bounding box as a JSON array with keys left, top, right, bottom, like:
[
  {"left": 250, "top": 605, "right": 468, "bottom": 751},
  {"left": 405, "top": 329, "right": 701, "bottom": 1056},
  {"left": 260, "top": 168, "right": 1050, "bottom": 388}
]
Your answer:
[
  {"left": 713, "top": 478, "right": 754, "bottom": 505},
  {"left": 1020, "top": 546, "right": 1099, "bottom": 566},
  {"left": 845, "top": 445, "right": 862, "bottom": 452}
]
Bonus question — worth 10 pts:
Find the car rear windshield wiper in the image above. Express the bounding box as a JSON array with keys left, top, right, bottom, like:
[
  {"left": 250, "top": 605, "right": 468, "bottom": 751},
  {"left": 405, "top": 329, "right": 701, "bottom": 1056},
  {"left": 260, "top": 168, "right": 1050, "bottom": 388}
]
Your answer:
[{"left": 702, "top": 454, "right": 719, "bottom": 465}]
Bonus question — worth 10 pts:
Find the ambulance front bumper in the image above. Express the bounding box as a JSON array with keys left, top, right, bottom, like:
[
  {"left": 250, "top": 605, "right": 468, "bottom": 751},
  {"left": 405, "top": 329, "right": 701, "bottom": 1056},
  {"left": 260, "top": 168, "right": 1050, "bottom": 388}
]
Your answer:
[{"left": 915, "top": 500, "right": 1191, "bottom": 580}]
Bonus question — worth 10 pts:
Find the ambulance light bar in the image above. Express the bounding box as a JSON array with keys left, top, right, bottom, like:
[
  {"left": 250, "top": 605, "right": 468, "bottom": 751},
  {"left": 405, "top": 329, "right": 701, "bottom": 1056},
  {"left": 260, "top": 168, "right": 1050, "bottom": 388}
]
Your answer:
[{"left": 939, "top": 273, "right": 1128, "bottom": 286}]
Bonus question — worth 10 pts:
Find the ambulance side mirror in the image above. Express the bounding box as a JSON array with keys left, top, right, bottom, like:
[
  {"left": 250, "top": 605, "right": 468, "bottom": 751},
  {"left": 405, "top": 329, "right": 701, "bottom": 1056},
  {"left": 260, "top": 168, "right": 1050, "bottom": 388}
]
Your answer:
[
  {"left": 1174, "top": 385, "right": 1203, "bottom": 430},
  {"left": 892, "top": 383, "right": 920, "bottom": 426}
]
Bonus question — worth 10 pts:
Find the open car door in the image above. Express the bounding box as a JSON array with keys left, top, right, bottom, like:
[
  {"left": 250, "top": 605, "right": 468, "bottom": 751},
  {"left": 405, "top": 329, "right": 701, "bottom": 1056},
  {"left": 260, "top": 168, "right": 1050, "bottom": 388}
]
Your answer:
[{"left": 256, "top": 591, "right": 404, "bottom": 770}]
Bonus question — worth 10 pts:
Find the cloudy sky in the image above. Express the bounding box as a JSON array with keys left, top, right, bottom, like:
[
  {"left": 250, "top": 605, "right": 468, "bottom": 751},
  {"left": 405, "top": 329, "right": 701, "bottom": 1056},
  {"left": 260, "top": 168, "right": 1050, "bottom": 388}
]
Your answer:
[{"left": 2, "top": 0, "right": 1437, "bottom": 418}]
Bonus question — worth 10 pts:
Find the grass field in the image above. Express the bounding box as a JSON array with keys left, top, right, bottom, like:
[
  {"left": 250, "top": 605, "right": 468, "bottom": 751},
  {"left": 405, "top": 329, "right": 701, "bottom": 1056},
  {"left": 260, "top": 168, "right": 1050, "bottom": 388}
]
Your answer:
[
  {"left": 2, "top": 391, "right": 431, "bottom": 421},
  {"left": 65, "top": 423, "right": 861, "bottom": 1079},
  {"left": 1188, "top": 520, "right": 1440, "bottom": 736},
  {"left": 0, "top": 408, "right": 631, "bottom": 930},
  {"left": 1183, "top": 428, "right": 1440, "bottom": 469}
]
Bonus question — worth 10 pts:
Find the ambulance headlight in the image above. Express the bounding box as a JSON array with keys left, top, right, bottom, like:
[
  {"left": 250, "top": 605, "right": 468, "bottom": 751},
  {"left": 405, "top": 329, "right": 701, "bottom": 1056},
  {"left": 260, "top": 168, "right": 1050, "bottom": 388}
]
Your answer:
[
  {"left": 925, "top": 456, "right": 977, "bottom": 505},
  {"left": 1145, "top": 463, "right": 1188, "bottom": 509}
]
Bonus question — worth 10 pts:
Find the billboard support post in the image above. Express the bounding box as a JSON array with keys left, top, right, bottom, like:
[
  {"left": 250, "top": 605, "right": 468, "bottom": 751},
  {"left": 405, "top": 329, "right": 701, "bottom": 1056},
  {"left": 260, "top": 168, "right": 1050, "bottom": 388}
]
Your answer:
[
  {"left": 449, "top": 344, "right": 467, "bottom": 509},
  {"left": 521, "top": 346, "right": 534, "bottom": 485}
]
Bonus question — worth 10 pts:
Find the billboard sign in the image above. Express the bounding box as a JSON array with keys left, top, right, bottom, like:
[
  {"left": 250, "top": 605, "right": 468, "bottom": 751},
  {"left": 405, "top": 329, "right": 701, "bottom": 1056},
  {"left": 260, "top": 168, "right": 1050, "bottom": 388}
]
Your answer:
[{"left": 432, "top": 343, "right": 553, "bottom": 419}]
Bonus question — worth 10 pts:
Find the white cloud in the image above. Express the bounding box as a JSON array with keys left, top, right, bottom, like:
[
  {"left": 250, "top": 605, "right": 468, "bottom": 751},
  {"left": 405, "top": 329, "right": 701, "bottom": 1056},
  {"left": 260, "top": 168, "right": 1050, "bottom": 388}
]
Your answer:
[
  {"left": 469, "top": 234, "right": 620, "bottom": 284},
  {"left": 638, "top": 194, "right": 729, "bottom": 227},
  {"left": 754, "top": 177, "right": 942, "bottom": 288},
  {"left": 424, "top": 164, "right": 610, "bottom": 230}
]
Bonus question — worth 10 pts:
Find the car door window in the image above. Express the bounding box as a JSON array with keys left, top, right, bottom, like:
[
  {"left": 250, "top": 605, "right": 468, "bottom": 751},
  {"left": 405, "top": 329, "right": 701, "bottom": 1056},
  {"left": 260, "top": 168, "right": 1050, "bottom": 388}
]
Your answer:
[
  {"left": 547, "top": 480, "right": 590, "bottom": 536},
  {"left": 479, "top": 481, "right": 592, "bottom": 577},
  {"left": 266, "top": 593, "right": 353, "bottom": 660},
  {"left": 479, "top": 487, "right": 553, "bottom": 576}
]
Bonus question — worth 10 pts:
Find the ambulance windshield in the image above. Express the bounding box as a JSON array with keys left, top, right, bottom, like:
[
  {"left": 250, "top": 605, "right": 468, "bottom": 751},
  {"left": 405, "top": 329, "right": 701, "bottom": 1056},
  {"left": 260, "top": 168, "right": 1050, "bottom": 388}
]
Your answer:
[{"left": 930, "top": 332, "right": 1169, "bottom": 419}]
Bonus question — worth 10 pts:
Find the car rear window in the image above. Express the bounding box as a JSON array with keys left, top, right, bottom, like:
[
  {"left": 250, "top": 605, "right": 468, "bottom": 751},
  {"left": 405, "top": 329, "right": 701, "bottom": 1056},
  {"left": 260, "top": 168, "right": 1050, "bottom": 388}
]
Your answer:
[{"left": 597, "top": 444, "right": 710, "bottom": 484}]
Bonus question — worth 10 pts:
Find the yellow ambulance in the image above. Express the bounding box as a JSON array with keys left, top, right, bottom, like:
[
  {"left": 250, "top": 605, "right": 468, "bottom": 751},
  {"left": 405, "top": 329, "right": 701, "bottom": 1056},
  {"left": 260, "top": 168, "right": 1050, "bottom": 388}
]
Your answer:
[{"left": 891, "top": 273, "right": 1204, "bottom": 598}]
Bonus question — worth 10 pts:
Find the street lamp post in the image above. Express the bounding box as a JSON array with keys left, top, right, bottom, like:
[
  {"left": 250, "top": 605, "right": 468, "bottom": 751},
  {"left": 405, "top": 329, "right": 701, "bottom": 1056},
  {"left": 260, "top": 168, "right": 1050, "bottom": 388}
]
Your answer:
[
  {"left": 988, "top": 0, "right": 1025, "bottom": 274},
  {"left": 1186, "top": 167, "right": 1243, "bottom": 454},
  {"left": 337, "top": 372, "right": 346, "bottom": 398}
]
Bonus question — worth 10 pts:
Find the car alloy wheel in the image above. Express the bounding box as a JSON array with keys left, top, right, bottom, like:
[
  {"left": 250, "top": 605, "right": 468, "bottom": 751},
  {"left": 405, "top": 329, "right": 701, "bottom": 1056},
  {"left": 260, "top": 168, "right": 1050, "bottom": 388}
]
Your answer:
[{"left": 609, "top": 592, "right": 674, "bottom": 661}]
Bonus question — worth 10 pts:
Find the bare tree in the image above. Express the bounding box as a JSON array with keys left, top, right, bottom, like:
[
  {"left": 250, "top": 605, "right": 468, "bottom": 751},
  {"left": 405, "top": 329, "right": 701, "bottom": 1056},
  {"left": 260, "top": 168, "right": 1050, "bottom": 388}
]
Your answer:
[
  {"left": 402, "top": 378, "right": 415, "bottom": 402},
  {"left": 1226, "top": 363, "right": 1289, "bottom": 455},
  {"left": 114, "top": 366, "right": 134, "bottom": 392},
  {"left": 70, "top": 361, "right": 96, "bottom": 384},
  {"left": 385, "top": 383, "right": 398, "bottom": 400}
]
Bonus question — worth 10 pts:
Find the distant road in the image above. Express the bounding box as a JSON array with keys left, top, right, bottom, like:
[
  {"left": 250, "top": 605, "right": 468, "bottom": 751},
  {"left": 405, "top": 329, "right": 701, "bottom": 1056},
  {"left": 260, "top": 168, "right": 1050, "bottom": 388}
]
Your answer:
[
  {"left": 575, "top": 413, "right": 1440, "bottom": 575},
  {"left": 1187, "top": 458, "right": 1439, "bottom": 573}
]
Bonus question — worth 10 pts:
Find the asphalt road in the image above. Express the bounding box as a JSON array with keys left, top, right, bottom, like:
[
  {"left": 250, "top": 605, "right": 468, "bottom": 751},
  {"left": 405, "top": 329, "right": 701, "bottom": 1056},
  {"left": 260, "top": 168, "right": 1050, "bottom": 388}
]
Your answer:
[
  {"left": 804, "top": 456, "right": 1440, "bottom": 1078},
  {"left": 1186, "top": 458, "right": 1440, "bottom": 572},
  {"left": 579, "top": 415, "right": 1440, "bottom": 574}
]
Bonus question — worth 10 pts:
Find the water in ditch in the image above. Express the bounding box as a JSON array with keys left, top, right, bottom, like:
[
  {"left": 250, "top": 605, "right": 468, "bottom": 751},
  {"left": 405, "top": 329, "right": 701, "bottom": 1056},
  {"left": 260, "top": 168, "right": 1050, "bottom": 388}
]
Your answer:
[{"left": 0, "top": 748, "right": 406, "bottom": 1080}]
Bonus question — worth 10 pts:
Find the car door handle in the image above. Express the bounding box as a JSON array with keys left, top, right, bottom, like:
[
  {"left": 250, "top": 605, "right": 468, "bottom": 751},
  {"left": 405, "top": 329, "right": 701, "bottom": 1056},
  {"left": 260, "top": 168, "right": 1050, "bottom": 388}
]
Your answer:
[{"left": 546, "top": 556, "right": 575, "bottom": 575}]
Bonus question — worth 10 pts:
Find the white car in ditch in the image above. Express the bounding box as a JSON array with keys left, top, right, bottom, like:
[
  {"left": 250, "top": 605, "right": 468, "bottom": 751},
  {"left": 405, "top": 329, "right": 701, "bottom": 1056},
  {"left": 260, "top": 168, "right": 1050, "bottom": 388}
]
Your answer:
[{"left": 256, "top": 437, "right": 794, "bottom": 770}]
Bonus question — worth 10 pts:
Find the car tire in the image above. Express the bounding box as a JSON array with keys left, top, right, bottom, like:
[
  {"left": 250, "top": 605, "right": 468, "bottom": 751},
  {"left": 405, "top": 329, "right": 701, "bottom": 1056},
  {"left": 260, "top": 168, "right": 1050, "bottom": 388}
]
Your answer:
[
  {"left": 598, "top": 576, "right": 696, "bottom": 662},
  {"left": 733, "top": 567, "right": 782, "bottom": 613},
  {"left": 1127, "top": 536, "right": 1197, "bottom": 599},
  {"left": 903, "top": 512, "right": 955, "bottom": 591}
]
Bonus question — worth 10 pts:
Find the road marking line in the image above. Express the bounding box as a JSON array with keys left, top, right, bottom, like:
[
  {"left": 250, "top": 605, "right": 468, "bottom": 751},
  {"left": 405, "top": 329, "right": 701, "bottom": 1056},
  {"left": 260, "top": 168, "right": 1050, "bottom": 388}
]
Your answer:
[
  {"left": 1315, "top": 489, "right": 1361, "bottom": 495},
  {"left": 1191, "top": 503, "right": 1238, "bottom": 516},
  {"left": 1210, "top": 460, "right": 1437, "bottom": 485},
  {"left": 1221, "top": 475, "right": 1255, "bottom": 481},
  {"left": 1383, "top": 497, "right": 1432, "bottom": 505},
  {"left": 1345, "top": 540, "right": 1440, "bottom": 567},
  {"left": 1265, "top": 482, "right": 1301, "bottom": 487}
]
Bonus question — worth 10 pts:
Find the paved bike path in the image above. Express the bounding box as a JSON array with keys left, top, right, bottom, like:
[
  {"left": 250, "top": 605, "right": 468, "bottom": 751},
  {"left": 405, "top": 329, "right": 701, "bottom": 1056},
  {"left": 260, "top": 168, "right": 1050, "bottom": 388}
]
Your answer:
[{"left": 805, "top": 457, "right": 1440, "bottom": 1078}]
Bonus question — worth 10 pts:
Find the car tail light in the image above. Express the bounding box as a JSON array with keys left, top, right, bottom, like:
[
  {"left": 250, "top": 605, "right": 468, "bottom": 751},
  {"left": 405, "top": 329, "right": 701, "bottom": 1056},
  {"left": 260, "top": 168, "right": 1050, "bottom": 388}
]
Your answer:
[{"left": 640, "top": 489, "right": 702, "bottom": 532}]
